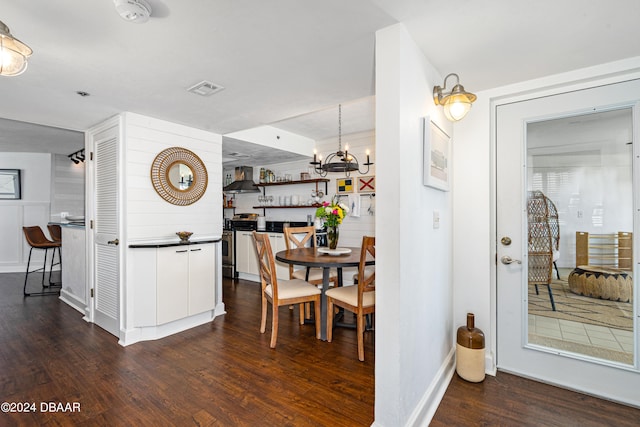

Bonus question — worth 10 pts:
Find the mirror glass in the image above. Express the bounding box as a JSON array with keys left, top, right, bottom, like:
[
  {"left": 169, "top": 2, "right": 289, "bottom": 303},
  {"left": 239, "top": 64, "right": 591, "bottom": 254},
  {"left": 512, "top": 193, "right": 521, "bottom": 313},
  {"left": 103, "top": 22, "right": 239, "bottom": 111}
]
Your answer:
[
  {"left": 526, "top": 108, "right": 634, "bottom": 365},
  {"left": 168, "top": 162, "right": 194, "bottom": 191}
]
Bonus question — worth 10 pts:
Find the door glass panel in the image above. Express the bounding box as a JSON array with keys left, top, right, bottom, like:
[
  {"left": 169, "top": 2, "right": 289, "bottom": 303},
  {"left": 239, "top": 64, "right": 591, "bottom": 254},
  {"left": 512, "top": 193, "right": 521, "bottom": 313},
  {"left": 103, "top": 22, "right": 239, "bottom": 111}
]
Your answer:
[{"left": 526, "top": 107, "right": 634, "bottom": 365}]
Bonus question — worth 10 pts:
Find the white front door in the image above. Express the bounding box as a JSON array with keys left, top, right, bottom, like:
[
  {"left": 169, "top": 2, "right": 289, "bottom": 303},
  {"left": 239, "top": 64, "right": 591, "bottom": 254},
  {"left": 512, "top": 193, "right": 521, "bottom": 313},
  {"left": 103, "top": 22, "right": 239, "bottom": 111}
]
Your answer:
[
  {"left": 496, "top": 78, "right": 640, "bottom": 406},
  {"left": 91, "top": 125, "right": 120, "bottom": 337}
]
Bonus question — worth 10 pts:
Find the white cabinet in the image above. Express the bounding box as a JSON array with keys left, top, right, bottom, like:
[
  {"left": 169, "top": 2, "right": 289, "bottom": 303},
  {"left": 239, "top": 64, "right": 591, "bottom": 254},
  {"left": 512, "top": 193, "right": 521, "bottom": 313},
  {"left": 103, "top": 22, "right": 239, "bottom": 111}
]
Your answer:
[
  {"left": 236, "top": 231, "right": 288, "bottom": 280},
  {"left": 156, "top": 244, "right": 216, "bottom": 325},
  {"left": 236, "top": 231, "right": 259, "bottom": 276}
]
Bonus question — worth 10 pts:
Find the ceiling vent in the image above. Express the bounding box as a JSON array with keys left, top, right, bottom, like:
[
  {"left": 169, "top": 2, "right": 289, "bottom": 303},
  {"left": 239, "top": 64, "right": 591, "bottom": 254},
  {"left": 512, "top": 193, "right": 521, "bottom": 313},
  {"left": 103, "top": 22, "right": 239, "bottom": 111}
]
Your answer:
[
  {"left": 187, "top": 80, "right": 225, "bottom": 97},
  {"left": 114, "top": 0, "right": 152, "bottom": 23}
]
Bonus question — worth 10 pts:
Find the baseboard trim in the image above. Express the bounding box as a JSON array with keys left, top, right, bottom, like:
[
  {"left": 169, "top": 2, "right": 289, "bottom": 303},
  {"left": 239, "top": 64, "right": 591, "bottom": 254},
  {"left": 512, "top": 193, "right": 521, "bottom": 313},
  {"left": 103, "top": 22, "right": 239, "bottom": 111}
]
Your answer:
[
  {"left": 405, "top": 347, "right": 456, "bottom": 427},
  {"left": 59, "top": 289, "right": 86, "bottom": 314}
]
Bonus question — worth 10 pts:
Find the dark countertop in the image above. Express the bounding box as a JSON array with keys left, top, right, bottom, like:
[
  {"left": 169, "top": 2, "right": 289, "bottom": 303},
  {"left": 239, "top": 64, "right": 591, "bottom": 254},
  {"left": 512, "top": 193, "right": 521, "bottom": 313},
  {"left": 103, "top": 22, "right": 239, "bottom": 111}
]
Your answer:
[{"left": 129, "top": 238, "right": 221, "bottom": 248}]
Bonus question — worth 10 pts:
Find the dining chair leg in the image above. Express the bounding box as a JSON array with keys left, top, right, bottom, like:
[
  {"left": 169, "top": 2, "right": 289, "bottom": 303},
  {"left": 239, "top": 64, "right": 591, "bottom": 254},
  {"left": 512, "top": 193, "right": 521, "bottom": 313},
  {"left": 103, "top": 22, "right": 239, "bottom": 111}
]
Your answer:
[
  {"left": 260, "top": 296, "right": 268, "bottom": 334},
  {"left": 299, "top": 303, "right": 305, "bottom": 325},
  {"left": 357, "top": 312, "right": 365, "bottom": 362},
  {"left": 270, "top": 304, "right": 279, "bottom": 348},
  {"left": 313, "top": 297, "right": 321, "bottom": 340},
  {"left": 23, "top": 247, "right": 34, "bottom": 296},
  {"left": 326, "top": 299, "right": 334, "bottom": 342}
]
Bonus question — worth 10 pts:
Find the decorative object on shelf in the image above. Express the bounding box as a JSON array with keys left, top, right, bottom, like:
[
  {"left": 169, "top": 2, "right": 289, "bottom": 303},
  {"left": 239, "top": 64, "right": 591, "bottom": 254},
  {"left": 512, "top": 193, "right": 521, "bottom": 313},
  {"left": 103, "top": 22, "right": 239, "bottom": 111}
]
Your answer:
[
  {"left": 0, "top": 20, "right": 32, "bottom": 76},
  {"left": 433, "top": 73, "right": 476, "bottom": 122},
  {"left": 151, "top": 147, "right": 208, "bottom": 206},
  {"left": 315, "top": 196, "right": 349, "bottom": 249},
  {"left": 309, "top": 104, "right": 373, "bottom": 177},
  {"left": 176, "top": 231, "right": 193, "bottom": 243},
  {"left": 456, "top": 313, "right": 485, "bottom": 383},
  {"left": 423, "top": 117, "right": 451, "bottom": 192},
  {"left": 68, "top": 148, "right": 85, "bottom": 164},
  {"left": 0, "top": 169, "right": 21, "bottom": 199}
]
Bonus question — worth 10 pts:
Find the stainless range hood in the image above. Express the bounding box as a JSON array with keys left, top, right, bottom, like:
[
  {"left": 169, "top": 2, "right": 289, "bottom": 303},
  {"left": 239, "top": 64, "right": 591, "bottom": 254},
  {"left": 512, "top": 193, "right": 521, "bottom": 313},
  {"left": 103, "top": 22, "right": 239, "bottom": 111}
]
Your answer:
[{"left": 223, "top": 166, "right": 260, "bottom": 193}]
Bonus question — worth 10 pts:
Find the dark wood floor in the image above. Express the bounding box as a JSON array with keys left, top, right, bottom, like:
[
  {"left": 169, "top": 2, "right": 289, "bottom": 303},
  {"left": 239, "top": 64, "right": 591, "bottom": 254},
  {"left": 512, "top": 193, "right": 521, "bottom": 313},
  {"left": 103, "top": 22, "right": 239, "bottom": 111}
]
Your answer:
[
  {"left": 1, "top": 272, "right": 374, "bottom": 426},
  {"left": 3, "top": 271, "right": 640, "bottom": 426}
]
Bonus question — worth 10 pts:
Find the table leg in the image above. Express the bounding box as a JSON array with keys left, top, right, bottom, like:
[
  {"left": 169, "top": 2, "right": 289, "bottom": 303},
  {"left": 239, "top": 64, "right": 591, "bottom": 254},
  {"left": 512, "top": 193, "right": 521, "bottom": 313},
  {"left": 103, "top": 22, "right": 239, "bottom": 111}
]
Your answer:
[{"left": 319, "top": 267, "right": 330, "bottom": 341}]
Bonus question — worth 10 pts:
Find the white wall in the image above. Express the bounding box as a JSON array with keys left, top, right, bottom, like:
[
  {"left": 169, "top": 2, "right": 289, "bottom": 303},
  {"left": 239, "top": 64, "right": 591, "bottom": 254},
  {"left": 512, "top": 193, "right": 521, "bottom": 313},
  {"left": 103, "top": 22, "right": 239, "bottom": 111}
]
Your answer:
[
  {"left": 123, "top": 113, "right": 223, "bottom": 241},
  {"left": 51, "top": 153, "right": 85, "bottom": 221},
  {"left": 375, "top": 24, "right": 454, "bottom": 426},
  {"left": 452, "top": 57, "right": 640, "bottom": 378},
  {"left": 0, "top": 153, "right": 52, "bottom": 272}
]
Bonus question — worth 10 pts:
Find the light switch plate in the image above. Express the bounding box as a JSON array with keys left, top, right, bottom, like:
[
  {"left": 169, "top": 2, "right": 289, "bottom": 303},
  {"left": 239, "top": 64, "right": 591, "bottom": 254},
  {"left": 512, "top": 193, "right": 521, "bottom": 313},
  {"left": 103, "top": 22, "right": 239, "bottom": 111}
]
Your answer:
[{"left": 433, "top": 210, "right": 440, "bottom": 229}]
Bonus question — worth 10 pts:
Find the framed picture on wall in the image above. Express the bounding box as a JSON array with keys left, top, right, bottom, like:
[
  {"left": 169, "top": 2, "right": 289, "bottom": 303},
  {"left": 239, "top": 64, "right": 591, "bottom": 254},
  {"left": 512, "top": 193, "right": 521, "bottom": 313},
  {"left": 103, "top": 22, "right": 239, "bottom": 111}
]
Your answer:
[
  {"left": 0, "top": 169, "right": 21, "bottom": 199},
  {"left": 357, "top": 175, "right": 375, "bottom": 193},
  {"left": 336, "top": 177, "right": 355, "bottom": 194},
  {"left": 423, "top": 117, "right": 451, "bottom": 191}
]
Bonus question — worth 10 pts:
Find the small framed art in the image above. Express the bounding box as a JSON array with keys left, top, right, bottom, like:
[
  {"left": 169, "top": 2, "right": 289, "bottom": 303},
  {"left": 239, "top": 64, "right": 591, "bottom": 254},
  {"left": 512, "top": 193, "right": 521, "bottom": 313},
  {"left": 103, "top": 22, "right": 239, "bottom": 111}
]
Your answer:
[
  {"left": 357, "top": 175, "right": 375, "bottom": 193},
  {"left": 0, "top": 169, "right": 21, "bottom": 199},
  {"left": 423, "top": 117, "right": 451, "bottom": 191},
  {"left": 336, "top": 177, "right": 355, "bottom": 194}
]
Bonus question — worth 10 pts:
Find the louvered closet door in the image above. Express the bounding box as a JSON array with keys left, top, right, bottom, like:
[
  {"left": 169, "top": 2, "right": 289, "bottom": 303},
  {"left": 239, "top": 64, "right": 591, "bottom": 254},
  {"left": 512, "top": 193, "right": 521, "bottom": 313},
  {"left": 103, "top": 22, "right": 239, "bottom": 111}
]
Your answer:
[{"left": 93, "top": 126, "right": 120, "bottom": 337}]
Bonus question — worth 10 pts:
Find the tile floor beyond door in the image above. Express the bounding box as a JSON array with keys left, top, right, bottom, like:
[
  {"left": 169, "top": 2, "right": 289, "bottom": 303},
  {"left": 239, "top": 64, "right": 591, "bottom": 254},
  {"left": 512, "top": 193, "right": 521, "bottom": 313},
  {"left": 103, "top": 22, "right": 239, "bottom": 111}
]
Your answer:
[{"left": 529, "top": 314, "right": 634, "bottom": 354}]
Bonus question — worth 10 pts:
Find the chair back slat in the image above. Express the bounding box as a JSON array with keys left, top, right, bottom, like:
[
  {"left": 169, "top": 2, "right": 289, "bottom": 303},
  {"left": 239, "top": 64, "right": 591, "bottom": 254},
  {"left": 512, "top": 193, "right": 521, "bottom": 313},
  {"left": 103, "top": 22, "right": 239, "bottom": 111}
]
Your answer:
[
  {"left": 283, "top": 226, "right": 316, "bottom": 278},
  {"left": 358, "top": 236, "right": 375, "bottom": 304},
  {"left": 252, "top": 231, "right": 279, "bottom": 300}
]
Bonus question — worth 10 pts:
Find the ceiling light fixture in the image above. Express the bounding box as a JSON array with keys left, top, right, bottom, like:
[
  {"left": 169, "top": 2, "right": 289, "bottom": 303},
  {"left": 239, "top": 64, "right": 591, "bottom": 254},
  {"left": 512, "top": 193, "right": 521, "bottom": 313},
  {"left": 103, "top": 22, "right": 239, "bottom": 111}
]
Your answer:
[
  {"left": 433, "top": 73, "right": 477, "bottom": 122},
  {"left": 0, "top": 20, "right": 32, "bottom": 76},
  {"left": 310, "top": 104, "right": 373, "bottom": 177},
  {"left": 114, "top": 0, "right": 152, "bottom": 23}
]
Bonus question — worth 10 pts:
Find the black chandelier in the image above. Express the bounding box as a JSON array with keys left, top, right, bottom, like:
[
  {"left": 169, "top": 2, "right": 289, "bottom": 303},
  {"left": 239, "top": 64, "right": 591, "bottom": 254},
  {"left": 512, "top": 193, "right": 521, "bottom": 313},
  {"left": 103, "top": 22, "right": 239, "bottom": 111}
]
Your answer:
[{"left": 310, "top": 104, "right": 373, "bottom": 177}]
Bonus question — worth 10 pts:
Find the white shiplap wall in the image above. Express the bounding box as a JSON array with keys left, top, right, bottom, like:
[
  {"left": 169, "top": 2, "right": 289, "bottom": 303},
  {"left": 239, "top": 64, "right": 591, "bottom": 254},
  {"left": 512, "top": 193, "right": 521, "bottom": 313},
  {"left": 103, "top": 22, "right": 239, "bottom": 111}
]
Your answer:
[
  {"left": 225, "top": 129, "right": 376, "bottom": 249},
  {"left": 51, "top": 154, "right": 85, "bottom": 221},
  {"left": 123, "top": 113, "right": 223, "bottom": 241}
]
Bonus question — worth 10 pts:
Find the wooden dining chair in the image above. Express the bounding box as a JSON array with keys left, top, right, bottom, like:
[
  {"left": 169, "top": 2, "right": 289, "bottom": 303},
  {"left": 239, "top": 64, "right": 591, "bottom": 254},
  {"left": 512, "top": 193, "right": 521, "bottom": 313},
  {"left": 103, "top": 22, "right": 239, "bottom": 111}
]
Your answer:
[
  {"left": 284, "top": 225, "right": 339, "bottom": 318},
  {"left": 252, "top": 231, "right": 321, "bottom": 348},
  {"left": 326, "top": 236, "right": 375, "bottom": 361},
  {"left": 283, "top": 226, "right": 338, "bottom": 285}
]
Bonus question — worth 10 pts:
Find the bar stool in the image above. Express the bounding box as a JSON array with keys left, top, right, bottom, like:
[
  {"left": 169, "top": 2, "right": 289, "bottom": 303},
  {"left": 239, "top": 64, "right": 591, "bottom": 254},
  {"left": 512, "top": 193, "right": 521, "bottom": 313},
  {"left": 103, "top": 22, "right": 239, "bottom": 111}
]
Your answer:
[
  {"left": 47, "top": 224, "right": 62, "bottom": 274},
  {"left": 23, "top": 226, "right": 61, "bottom": 297}
]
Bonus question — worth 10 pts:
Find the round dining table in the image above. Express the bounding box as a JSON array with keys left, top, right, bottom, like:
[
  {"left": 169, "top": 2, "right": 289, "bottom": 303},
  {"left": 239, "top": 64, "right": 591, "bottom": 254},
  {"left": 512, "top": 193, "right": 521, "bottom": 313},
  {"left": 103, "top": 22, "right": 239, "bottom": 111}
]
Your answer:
[{"left": 275, "top": 246, "right": 374, "bottom": 340}]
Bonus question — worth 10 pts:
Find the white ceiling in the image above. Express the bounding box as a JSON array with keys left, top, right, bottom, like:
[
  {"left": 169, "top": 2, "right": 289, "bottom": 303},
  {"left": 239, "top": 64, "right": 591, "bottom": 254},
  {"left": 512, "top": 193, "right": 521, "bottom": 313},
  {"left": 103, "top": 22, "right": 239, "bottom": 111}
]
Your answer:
[{"left": 1, "top": 1, "right": 639, "bottom": 163}]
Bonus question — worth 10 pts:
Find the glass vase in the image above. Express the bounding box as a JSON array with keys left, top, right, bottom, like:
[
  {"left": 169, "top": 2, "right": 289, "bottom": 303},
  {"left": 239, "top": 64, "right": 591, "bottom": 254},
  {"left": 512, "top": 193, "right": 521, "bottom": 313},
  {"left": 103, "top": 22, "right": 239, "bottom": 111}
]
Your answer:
[{"left": 327, "top": 225, "right": 339, "bottom": 249}]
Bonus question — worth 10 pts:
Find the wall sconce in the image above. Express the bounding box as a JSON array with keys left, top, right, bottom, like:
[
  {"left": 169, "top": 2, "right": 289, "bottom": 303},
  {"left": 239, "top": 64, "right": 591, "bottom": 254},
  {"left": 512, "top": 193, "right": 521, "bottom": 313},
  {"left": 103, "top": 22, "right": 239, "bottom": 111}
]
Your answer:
[
  {"left": 0, "top": 20, "right": 33, "bottom": 76},
  {"left": 68, "top": 149, "right": 85, "bottom": 164},
  {"left": 433, "top": 73, "right": 476, "bottom": 122}
]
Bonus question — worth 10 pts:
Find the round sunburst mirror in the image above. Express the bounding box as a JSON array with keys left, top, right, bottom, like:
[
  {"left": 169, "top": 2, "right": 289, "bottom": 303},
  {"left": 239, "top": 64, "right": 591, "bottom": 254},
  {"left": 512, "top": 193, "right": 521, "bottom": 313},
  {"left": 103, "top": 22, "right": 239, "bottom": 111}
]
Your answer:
[{"left": 151, "top": 147, "right": 208, "bottom": 206}]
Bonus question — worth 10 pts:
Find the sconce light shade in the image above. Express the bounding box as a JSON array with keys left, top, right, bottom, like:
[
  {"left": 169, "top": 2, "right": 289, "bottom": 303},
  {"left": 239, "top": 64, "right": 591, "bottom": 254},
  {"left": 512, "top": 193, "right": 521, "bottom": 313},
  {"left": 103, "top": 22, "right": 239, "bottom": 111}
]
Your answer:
[
  {"left": 0, "top": 20, "right": 32, "bottom": 76},
  {"left": 433, "top": 73, "right": 476, "bottom": 122}
]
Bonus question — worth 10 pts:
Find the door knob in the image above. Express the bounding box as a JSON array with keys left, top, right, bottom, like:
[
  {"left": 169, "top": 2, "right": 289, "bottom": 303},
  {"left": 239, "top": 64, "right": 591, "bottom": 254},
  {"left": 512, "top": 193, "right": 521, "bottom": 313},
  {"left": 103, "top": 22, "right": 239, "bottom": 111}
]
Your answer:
[
  {"left": 501, "top": 255, "right": 521, "bottom": 265},
  {"left": 107, "top": 238, "right": 120, "bottom": 246}
]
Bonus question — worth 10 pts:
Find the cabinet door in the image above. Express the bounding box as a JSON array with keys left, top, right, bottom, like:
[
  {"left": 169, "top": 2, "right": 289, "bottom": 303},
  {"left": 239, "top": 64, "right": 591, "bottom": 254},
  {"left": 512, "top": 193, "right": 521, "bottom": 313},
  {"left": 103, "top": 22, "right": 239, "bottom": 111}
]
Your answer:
[
  {"left": 269, "top": 233, "right": 290, "bottom": 280},
  {"left": 236, "top": 232, "right": 259, "bottom": 276},
  {"left": 157, "top": 247, "right": 189, "bottom": 324},
  {"left": 188, "top": 244, "right": 216, "bottom": 315}
]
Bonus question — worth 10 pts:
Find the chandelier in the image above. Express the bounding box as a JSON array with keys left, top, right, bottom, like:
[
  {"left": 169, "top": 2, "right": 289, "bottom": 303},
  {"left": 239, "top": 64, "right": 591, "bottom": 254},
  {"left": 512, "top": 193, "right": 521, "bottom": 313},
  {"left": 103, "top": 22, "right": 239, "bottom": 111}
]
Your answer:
[{"left": 310, "top": 104, "right": 373, "bottom": 177}]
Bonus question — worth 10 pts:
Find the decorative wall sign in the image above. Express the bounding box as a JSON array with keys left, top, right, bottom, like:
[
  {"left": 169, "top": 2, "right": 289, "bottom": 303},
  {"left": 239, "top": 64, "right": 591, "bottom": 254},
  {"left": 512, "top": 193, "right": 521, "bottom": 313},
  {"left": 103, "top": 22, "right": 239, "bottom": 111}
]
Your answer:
[
  {"left": 423, "top": 117, "right": 451, "bottom": 191},
  {"left": 0, "top": 169, "right": 21, "bottom": 199},
  {"left": 357, "top": 175, "right": 375, "bottom": 193},
  {"left": 336, "top": 177, "right": 354, "bottom": 194},
  {"left": 151, "top": 147, "right": 208, "bottom": 205}
]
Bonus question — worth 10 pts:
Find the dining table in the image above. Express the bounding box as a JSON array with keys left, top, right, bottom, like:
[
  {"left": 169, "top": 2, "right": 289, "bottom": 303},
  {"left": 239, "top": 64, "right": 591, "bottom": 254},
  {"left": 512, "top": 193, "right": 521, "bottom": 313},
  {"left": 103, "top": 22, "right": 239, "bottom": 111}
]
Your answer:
[{"left": 275, "top": 246, "right": 375, "bottom": 340}]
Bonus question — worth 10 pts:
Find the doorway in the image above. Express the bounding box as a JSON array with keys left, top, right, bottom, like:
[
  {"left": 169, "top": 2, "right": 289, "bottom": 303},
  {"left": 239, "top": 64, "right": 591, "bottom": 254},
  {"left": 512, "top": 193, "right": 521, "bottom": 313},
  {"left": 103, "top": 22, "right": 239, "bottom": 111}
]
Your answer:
[{"left": 496, "top": 78, "right": 640, "bottom": 406}]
